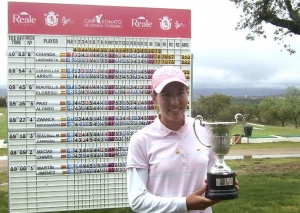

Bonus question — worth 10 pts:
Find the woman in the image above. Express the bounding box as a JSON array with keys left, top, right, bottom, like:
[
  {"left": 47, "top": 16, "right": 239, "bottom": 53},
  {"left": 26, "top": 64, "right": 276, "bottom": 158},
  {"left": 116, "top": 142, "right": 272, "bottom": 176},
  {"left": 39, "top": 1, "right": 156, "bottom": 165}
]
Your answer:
[{"left": 127, "top": 66, "right": 237, "bottom": 212}]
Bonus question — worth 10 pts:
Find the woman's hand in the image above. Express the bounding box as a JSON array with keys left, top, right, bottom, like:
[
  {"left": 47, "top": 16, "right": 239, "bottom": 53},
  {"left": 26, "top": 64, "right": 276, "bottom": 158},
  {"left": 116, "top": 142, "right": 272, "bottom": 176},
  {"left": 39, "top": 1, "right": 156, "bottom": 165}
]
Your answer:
[
  {"left": 235, "top": 172, "right": 239, "bottom": 191},
  {"left": 186, "top": 173, "right": 239, "bottom": 211},
  {"left": 186, "top": 185, "right": 219, "bottom": 211}
]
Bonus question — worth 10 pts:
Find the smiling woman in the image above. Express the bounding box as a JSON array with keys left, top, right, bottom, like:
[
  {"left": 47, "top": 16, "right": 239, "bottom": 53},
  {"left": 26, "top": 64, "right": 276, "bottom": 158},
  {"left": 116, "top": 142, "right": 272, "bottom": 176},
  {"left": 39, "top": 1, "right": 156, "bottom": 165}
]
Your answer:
[{"left": 127, "top": 66, "right": 221, "bottom": 213}]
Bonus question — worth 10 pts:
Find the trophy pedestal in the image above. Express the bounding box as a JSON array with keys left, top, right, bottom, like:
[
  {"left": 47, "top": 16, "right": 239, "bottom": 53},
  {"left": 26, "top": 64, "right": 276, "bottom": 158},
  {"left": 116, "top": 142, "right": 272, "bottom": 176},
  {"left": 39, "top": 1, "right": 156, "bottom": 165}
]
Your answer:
[{"left": 206, "top": 172, "right": 237, "bottom": 200}]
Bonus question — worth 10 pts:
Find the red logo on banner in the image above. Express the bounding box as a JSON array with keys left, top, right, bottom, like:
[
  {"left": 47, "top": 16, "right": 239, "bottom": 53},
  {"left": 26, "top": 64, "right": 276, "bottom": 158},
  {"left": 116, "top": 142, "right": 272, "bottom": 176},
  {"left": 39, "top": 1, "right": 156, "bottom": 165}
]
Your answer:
[
  {"left": 8, "top": 2, "right": 191, "bottom": 38},
  {"left": 132, "top": 16, "right": 153, "bottom": 29},
  {"left": 159, "top": 16, "right": 172, "bottom": 30},
  {"left": 84, "top": 14, "right": 123, "bottom": 28},
  {"left": 12, "top": 12, "right": 36, "bottom": 26},
  {"left": 44, "top": 11, "right": 59, "bottom": 27}
]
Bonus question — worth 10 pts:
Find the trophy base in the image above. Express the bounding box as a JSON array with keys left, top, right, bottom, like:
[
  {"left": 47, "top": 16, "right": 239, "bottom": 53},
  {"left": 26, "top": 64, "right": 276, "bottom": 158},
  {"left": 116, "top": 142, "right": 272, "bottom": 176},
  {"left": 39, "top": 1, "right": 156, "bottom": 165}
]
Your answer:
[{"left": 206, "top": 171, "right": 237, "bottom": 200}]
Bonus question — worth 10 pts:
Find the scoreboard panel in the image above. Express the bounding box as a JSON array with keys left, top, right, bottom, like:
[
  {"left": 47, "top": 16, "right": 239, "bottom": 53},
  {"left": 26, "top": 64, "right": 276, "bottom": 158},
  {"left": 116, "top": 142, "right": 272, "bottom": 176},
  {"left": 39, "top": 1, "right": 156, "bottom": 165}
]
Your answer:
[{"left": 7, "top": 2, "right": 191, "bottom": 212}]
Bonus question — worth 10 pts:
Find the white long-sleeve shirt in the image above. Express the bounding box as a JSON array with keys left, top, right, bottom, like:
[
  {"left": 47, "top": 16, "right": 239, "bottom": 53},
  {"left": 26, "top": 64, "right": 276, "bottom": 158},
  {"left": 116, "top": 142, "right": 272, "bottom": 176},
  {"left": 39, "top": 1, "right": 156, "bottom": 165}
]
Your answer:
[{"left": 127, "top": 168, "right": 188, "bottom": 212}]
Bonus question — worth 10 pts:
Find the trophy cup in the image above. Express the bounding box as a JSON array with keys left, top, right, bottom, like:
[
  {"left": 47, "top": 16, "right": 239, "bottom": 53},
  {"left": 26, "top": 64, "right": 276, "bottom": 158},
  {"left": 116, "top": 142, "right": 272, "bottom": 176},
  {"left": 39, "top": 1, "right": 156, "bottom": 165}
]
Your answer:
[{"left": 193, "top": 113, "right": 245, "bottom": 200}]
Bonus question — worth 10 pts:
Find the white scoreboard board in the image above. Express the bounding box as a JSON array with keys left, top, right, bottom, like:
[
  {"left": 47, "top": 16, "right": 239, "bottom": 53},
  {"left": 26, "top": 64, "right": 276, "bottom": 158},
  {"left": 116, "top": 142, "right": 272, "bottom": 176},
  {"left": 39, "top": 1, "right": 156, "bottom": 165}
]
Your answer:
[{"left": 7, "top": 2, "right": 191, "bottom": 212}]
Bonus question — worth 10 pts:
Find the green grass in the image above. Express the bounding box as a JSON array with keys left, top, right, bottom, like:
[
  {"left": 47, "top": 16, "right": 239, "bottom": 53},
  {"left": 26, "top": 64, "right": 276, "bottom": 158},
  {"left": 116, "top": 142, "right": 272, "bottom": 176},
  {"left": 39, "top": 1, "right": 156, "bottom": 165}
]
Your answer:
[
  {"left": 232, "top": 124, "right": 300, "bottom": 137},
  {"left": 248, "top": 135, "right": 277, "bottom": 138},
  {"left": 54, "top": 208, "right": 133, "bottom": 213},
  {"left": 213, "top": 158, "right": 300, "bottom": 213},
  {"left": 1, "top": 158, "right": 300, "bottom": 213},
  {"left": 276, "top": 134, "right": 300, "bottom": 137},
  {"left": 0, "top": 171, "right": 7, "bottom": 184},
  {"left": 231, "top": 141, "right": 300, "bottom": 150},
  {"left": 227, "top": 157, "right": 300, "bottom": 170},
  {"left": 0, "top": 149, "right": 7, "bottom": 156},
  {"left": 212, "top": 172, "right": 300, "bottom": 213},
  {"left": 0, "top": 108, "right": 7, "bottom": 140}
]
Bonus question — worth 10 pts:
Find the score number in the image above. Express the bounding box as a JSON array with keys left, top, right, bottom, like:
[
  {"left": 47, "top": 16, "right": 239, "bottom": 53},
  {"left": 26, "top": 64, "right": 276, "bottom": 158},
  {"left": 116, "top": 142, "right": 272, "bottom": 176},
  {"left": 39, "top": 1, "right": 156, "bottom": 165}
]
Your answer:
[
  {"left": 8, "top": 68, "right": 33, "bottom": 73},
  {"left": 9, "top": 133, "right": 34, "bottom": 139},
  {"left": 8, "top": 84, "right": 34, "bottom": 90},
  {"left": 10, "top": 149, "right": 33, "bottom": 155},
  {"left": 9, "top": 101, "right": 34, "bottom": 107},
  {"left": 9, "top": 117, "right": 34, "bottom": 123},
  {"left": 7, "top": 51, "right": 32, "bottom": 57},
  {"left": 10, "top": 165, "right": 34, "bottom": 172}
]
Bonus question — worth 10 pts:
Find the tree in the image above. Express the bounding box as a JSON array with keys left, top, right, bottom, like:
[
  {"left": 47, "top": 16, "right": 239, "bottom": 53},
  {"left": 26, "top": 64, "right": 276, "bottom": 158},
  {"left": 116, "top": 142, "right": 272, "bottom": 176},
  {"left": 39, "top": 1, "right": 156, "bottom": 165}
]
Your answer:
[
  {"left": 259, "top": 97, "right": 278, "bottom": 124},
  {"left": 203, "top": 94, "right": 232, "bottom": 122},
  {"left": 284, "top": 86, "right": 300, "bottom": 128},
  {"left": 259, "top": 97, "right": 291, "bottom": 126},
  {"left": 0, "top": 97, "right": 6, "bottom": 107},
  {"left": 275, "top": 98, "right": 293, "bottom": 126},
  {"left": 230, "top": 0, "right": 300, "bottom": 54},
  {"left": 192, "top": 95, "right": 211, "bottom": 119},
  {"left": 217, "top": 103, "right": 246, "bottom": 122},
  {"left": 192, "top": 94, "right": 232, "bottom": 121},
  {"left": 245, "top": 105, "right": 261, "bottom": 121}
]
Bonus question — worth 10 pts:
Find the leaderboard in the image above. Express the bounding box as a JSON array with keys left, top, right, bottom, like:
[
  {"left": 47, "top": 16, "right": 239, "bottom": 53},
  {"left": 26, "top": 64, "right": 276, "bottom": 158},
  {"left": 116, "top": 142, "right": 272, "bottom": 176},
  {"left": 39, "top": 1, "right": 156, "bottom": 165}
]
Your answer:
[{"left": 7, "top": 2, "right": 192, "bottom": 213}]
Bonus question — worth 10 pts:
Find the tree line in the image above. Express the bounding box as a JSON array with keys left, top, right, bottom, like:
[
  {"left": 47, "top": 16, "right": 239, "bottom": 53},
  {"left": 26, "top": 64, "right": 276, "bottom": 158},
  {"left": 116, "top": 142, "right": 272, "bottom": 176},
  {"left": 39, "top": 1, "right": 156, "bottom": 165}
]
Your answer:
[
  {"left": 192, "top": 86, "right": 300, "bottom": 128},
  {"left": 1, "top": 86, "right": 299, "bottom": 128},
  {"left": 0, "top": 97, "right": 6, "bottom": 107}
]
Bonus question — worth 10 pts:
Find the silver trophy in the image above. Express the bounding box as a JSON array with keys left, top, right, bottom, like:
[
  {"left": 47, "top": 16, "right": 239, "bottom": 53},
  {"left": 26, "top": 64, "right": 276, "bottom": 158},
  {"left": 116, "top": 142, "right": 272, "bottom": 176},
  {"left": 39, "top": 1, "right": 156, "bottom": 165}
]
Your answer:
[{"left": 193, "top": 113, "right": 245, "bottom": 200}]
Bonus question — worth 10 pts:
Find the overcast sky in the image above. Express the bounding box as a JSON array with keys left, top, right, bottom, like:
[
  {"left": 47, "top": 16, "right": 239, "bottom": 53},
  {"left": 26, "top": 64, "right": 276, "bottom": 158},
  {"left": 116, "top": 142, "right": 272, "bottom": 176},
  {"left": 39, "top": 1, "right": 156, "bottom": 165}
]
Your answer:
[{"left": 2, "top": 0, "right": 300, "bottom": 89}]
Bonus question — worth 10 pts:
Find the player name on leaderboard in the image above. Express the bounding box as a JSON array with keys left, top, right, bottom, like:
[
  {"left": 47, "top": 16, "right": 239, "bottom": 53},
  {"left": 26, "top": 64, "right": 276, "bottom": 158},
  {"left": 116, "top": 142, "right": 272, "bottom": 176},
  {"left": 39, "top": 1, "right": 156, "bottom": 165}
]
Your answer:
[{"left": 7, "top": 2, "right": 191, "bottom": 213}]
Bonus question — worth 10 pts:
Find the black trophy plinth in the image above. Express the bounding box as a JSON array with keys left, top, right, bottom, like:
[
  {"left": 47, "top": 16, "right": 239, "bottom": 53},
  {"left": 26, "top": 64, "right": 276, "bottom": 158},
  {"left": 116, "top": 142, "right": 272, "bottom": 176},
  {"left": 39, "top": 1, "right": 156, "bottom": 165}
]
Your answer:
[{"left": 206, "top": 171, "right": 237, "bottom": 200}]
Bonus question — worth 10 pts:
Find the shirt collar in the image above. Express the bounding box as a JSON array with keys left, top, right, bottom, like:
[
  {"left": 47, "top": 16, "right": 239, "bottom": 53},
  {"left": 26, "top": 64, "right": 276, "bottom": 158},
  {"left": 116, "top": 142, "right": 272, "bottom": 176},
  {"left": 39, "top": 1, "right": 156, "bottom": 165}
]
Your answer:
[{"left": 155, "top": 114, "right": 190, "bottom": 137}]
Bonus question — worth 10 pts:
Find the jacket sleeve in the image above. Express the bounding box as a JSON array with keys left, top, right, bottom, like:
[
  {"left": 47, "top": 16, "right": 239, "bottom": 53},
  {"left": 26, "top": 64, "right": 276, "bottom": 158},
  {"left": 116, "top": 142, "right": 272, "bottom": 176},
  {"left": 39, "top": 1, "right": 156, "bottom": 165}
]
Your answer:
[{"left": 127, "top": 167, "right": 188, "bottom": 213}]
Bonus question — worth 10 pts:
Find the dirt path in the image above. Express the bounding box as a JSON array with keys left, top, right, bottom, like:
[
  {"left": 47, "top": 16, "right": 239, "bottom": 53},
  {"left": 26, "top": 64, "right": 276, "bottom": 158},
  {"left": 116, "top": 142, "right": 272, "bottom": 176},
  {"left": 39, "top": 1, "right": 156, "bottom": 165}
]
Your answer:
[
  {"left": 228, "top": 148, "right": 300, "bottom": 156},
  {"left": 0, "top": 160, "right": 7, "bottom": 172}
]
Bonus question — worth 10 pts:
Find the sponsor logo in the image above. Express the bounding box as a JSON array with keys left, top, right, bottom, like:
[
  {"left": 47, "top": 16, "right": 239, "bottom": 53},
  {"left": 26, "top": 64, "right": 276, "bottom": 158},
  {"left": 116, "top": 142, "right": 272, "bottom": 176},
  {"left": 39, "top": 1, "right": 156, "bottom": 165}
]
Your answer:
[
  {"left": 62, "top": 16, "right": 71, "bottom": 26},
  {"left": 12, "top": 12, "right": 36, "bottom": 26},
  {"left": 132, "top": 16, "right": 152, "bottom": 29},
  {"left": 84, "top": 14, "right": 122, "bottom": 28},
  {"left": 159, "top": 16, "right": 172, "bottom": 30},
  {"left": 44, "top": 11, "right": 59, "bottom": 26},
  {"left": 174, "top": 21, "right": 183, "bottom": 29}
]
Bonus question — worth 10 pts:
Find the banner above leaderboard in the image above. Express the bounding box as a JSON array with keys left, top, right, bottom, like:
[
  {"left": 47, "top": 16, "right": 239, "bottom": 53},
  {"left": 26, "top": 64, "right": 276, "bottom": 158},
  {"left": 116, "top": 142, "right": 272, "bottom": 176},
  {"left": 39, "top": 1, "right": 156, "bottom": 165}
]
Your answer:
[
  {"left": 8, "top": 2, "right": 191, "bottom": 38},
  {"left": 7, "top": 2, "right": 191, "bottom": 213}
]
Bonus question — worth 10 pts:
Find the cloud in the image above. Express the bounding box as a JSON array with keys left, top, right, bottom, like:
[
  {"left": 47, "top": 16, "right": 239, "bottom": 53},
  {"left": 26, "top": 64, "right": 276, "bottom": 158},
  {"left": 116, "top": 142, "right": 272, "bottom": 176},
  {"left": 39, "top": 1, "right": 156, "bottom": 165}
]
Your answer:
[
  {"left": 1, "top": 0, "right": 300, "bottom": 90},
  {"left": 191, "top": 35, "right": 300, "bottom": 89}
]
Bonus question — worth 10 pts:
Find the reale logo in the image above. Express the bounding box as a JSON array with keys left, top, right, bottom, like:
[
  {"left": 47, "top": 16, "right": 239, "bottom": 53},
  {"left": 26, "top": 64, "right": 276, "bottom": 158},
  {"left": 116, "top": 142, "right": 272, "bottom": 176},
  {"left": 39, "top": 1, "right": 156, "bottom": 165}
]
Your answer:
[
  {"left": 132, "top": 17, "right": 152, "bottom": 29},
  {"left": 12, "top": 12, "right": 36, "bottom": 25}
]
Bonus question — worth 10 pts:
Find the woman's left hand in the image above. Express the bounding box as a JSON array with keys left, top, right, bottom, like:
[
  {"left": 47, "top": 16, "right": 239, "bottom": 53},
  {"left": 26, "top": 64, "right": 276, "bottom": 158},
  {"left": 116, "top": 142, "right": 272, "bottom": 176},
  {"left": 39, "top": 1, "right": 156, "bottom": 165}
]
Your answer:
[{"left": 235, "top": 172, "right": 239, "bottom": 191}]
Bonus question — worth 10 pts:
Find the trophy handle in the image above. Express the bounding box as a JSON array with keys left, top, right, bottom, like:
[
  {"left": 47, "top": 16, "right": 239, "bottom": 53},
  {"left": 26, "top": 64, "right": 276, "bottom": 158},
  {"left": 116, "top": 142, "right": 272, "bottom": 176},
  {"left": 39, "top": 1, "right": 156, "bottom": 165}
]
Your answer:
[
  {"left": 193, "top": 115, "right": 211, "bottom": 148},
  {"left": 231, "top": 113, "right": 246, "bottom": 146}
]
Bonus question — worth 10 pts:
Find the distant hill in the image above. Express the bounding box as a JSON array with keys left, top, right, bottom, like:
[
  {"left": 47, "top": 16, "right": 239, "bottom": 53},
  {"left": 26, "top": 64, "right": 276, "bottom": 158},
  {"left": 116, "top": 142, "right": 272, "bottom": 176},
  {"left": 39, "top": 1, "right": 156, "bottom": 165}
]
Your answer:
[
  {"left": 0, "top": 88, "right": 6, "bottom": 97},
  {"left": 192, "top": 88, "right": 285, "bottom": 98},
  {"left": 0, "top": 87, "right": 286, "bottom": 98}
]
